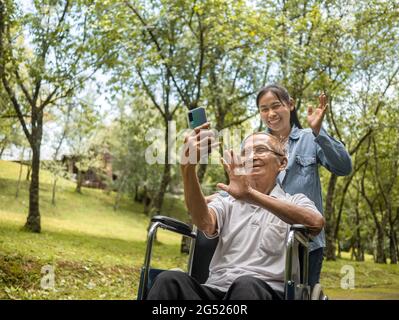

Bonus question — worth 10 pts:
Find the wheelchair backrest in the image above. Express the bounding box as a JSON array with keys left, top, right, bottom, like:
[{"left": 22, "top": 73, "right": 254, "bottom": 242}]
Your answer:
[{"left": 190, "top": 231, "right": 219, "bottom": 284}]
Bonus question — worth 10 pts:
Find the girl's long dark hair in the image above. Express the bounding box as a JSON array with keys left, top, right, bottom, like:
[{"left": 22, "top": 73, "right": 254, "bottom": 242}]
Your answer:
[{"left": 256, "top": 84, "right": 302, "bottom": 129}]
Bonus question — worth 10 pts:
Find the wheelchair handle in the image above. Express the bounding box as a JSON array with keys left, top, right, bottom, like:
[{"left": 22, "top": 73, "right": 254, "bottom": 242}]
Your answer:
[
  {"left": 140, "top": 216, "right": 197, "bottom": 299},
  {"left": 151, "top": 215, "right": 196, "bottom": 238},
  {"left": 284, "top": 224, "right": 310, "bottom": 300}
]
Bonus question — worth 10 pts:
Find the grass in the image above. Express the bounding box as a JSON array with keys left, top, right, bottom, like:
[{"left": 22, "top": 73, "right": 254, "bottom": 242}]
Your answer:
[
  {"left": 321, "top": 252, "right": 399, "bottom": 299},
  {"left": 0, "top": 160, "right": 398, "bottom": 300},
  {"left": 0, "top": 160, "right": 187, "bottom": 299}
]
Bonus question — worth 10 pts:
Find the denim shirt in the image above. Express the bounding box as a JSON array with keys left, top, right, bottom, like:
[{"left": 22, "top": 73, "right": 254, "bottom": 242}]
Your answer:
[{"left": 274, "top": 125, "right": 352, "bottom": 251}]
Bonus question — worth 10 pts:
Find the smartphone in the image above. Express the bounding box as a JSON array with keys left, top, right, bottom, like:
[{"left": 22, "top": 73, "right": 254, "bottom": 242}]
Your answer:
[{"left": 187, "top": 107, "right": 207, "bottom": 129}]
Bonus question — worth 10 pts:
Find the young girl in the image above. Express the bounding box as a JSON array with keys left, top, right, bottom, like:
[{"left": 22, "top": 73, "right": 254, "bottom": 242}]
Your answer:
[{"left": 256, "top": 84, "right": 352, "bottom": 286}]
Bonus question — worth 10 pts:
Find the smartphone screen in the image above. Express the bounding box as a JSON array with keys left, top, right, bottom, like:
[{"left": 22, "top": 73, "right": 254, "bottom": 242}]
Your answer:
[{"left": 187, "top": 107, "right": 207, "bottom": 129}]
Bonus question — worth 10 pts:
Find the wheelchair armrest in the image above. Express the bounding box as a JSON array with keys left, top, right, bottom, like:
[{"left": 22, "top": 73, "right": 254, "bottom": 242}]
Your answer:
[
  {"left": 290, "top": 224, "right": 309, "bottom": 236},
  {"left": 151, "top": 215, "right": 194, "bottom": 237},
  {"left": 289, "top": 224, "right": 310, "bottom": 248}
]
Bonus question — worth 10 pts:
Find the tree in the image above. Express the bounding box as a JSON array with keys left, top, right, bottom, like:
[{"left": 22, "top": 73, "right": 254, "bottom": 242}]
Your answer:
[
  {"left": 325, "top": 0, "right": 399, "bottom": 261},
  {"left": 261, "top": 0, "right": 399, "bottom": 260},
  {"left": 64, "top": 96, "right": 101, "bottom": 194},
  {"left": 42, "top": 101, "right": 72, "bottom": 205},
  {"left": 97, "top": 0, "right": 269, "bottom": 220},
  {"left": 0, "top": 0, "right": 107, "bottom": 232},
  {"left": 107, "top": 94, "right": 167, "bottom": 215}
]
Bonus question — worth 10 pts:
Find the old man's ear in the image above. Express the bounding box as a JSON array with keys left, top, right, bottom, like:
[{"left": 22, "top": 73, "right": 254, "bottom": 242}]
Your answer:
[{"left": 278, "top": 156, "right": 288, "bottom": 172}]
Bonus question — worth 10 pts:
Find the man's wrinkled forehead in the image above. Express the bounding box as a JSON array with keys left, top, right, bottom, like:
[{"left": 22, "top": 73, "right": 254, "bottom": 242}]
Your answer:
[{"left": 242, "top": 134, "right": 276, "bottom": 152}]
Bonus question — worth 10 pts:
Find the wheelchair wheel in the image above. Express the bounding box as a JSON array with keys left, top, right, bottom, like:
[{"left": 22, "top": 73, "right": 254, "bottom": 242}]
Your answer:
[
  {"left": 301, "top": 287, "right": 310, "bottom": 300},
  {"left": 311, "top": 283, "right": 327, "bottom": 300},
  {"left": 293, "top": 286, "right": 310, "bottom": 300}
]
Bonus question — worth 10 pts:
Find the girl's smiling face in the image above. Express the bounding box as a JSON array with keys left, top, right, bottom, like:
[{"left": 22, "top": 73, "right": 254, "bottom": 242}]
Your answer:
[{"left": 258, "top": 91, "right": 294, "bottom": 134}]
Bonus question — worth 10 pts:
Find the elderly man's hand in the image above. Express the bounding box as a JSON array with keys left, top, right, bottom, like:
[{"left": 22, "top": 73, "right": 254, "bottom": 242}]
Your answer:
[
  {"left": 181, "top": 122, "right": 219, "bottom": 167},
  {"left": 216, "top": 150, "right": 253, "bottom": 202}
]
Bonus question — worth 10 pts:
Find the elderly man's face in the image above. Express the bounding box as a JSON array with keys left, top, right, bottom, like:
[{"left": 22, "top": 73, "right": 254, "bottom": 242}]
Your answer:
[{"left": 241, "top": 134, "right": 286, "bottom": 176}]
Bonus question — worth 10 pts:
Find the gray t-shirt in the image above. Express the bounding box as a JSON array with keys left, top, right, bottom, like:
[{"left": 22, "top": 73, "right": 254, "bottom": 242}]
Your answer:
[{"left": 205, "top": 184, "right": 320, "bottom": 293}]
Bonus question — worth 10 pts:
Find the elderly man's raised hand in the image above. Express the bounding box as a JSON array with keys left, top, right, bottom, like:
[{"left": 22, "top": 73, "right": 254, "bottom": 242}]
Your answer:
[{"left": 217, "top": 149, "right": 253, "bottom": 202}]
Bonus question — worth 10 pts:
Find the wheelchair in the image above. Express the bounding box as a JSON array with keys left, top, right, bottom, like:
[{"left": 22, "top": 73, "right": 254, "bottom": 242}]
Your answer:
[{"left": 137, "top": 215, "right": 328, "bottom": 300}]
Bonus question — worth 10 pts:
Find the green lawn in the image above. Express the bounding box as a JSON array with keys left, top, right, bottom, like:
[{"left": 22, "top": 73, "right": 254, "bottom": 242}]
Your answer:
[
  {"left": 0, "top": 160, "right": 398, "bottom": 300},
  {"left": 321, "top": 252, "right": 399, "bottom": 299},
  {"left": 0, "top": 160, "right": 187, "bottom": 299}
]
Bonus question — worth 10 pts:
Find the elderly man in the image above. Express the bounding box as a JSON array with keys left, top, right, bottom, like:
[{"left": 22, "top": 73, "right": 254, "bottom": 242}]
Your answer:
[{"left": 147, "top": 123, "right": 324, "bottom": 300}]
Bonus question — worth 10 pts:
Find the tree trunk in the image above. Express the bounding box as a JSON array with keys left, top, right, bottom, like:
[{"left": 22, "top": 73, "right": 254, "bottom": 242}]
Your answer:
[
  {"left": 389, "top": 228, "right": 398, "bottom": 264},
  {"left": 15, "top": 148, "right": 25, "bottom": 198},
  {"left": 337, "top": 240, "right": 342, "bottom": 258},
  {"left": 51, "top": 175, "right": 57, "bottom": 206},
  {"left": 354, "top": 206, "right": 364, "bottom": 261},
  {"left": 152, "top": 114, "right": 174, "bottom": 214},
  {"left": 0, "top": 142, "right": 6, "bottom": 158},
  {"left": 152, "top": 116, "right": 172, "bottom": 216},
  {"left": 396, "top": 232, "right": 399, "bottom": 265},
  {"left": 76, "top": 169, "right": 82, "bottom": 193},
  {"left": 395, "top": 208, "right": 399, "bottom": 261},
  {"left": 375, "top": 225, "right": 386, "bottom": 263},
  {"left": 24, "top": 145, "right": 41, "bottom": 233},
  {"left": 197, "top": 163, "right": 208, "bottom": 184},
  {"left": 153, "top": 164, "right": 171, "bottom": 214},
  {"left": 325, "top": 173, "right": 337, "bottom": 260},
  {"left": 15, "top": 162, "right": 23, "bottom": 198},
  {"left": 134, "top": 184, "right": 139, "bottom": 202},
  {"left": 147, "top": 113, "right": 174, "bottom": 242},
  {"left": 26, "top": 151, "right": 32, "bottom": 181},
  {"left": 143, "top": 185, "right": 152, "bottom": 215},
  {"left": 113, "top": 176, "right": 126, "bottom": 211}
]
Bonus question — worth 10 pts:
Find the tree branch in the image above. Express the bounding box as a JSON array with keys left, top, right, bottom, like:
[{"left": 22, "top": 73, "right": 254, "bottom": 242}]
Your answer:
[
  {"left": 195, "top": 11, "right": 204, "bottom": 105},
  {"left": 39, "top": 87, "right": 59, "bottom": 110},
  {"left": 13, "top": 69, "right": 34, "bottom": 107},
  {"left": 349, "top": 128, "right": 372, "bottom": 155},
  {"left": 124, "top": 1, "right": 190, "bottom": 108},
  {"left": 223, "top": 112, "right": 257, "bottom": 129},
  {"left": 136, "top": 68, "right": 165, "bottom": 118},
  {"left": 1, "top": 76, "right": 32, "bottom": 143}
]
